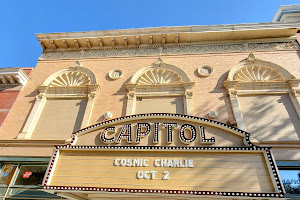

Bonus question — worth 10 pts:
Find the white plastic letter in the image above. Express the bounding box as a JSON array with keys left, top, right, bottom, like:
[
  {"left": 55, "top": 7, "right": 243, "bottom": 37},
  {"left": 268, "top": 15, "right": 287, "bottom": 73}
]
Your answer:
[
  {"left": 114, "top": 158, "right": 120, "bottom": 166},
  {"left": 162, "top": 171, "right": 170, "bottom": 180},
  {"left": 136, "top": 171, "right": 143, "bottom": 179}
]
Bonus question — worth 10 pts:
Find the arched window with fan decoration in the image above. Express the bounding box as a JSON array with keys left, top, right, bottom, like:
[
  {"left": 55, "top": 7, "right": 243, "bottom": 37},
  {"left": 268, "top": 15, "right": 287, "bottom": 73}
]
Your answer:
[
  {"left": 224, "top": 53, "right": 300, "bottom": 142},
  {"left": 17, "top": 61, "right": 100, "bottom": 140},
  {"left": 125, "top": 58, "right": 195, "bottom": 116}
]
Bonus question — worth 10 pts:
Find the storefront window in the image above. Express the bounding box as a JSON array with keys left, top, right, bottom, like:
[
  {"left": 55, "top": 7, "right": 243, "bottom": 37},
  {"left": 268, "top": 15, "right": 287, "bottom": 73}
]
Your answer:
[
  {"left": 279, "top": 170, "right": 300, "bottom": 195},
  {"left": 0, "top": 165, "right": 17, "bottom": 186},
  {"left": 13, "top": 165, "right": 47, "bottom": 186},
  {"left": 0, "top": 163, "right": 62, "bottom": 199}
]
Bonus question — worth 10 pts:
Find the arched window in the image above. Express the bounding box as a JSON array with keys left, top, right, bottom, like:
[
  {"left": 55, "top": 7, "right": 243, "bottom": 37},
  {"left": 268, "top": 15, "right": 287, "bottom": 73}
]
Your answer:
[
  {"left": 125, "top": 58, "right": 194, "bottom": 115},
  {"left": 18, "top": 61, "right": 99, "bottom": 140},
  {"left": 224, "top": 53, "right": 300, "bottom": 141}
]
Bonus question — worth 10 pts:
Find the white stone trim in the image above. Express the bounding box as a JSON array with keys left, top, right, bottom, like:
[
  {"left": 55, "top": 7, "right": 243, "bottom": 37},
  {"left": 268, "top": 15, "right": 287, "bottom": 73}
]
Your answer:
[
  {"left": 227, "top": 53, "right": 295, "bottom": 81},
  {"left": 41, "top": 61, "right": 97, "bottom": 86},
  {"left": 227, "top": 90, "right": 247, "bottom": 131},
  {"left": 18, "top": 95, "right": 47, "bottom": 139},
  {"left": 129, "top": 58, "right": 191, "bottom": 84},
  {"left": 36, "top": 22, "right": 300, "bottom": 51}
]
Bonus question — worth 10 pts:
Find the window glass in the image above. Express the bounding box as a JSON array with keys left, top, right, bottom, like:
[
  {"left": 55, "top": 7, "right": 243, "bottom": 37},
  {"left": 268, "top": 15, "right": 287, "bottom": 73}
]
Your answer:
[
  {"left": 0, "top": 165, "right": 17, "bottom": 186},
  {"left": 279, "top": 170, "right": 300, "bottom": 195},
  {"left": 14, "top": 165, "right": 47, "bottom": 186}
]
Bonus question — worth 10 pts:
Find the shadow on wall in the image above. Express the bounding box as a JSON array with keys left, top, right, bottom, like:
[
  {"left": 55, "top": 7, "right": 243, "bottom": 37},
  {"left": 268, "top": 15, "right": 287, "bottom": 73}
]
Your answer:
[
  {"left": 239, "top": 94, "right": 300, "bottom": 141},
  {"left": 193, "top": 71, "right": 234, "bottom": 124},
  {"left": 96, "top": 75, "right": 131, "bottom": 123},
  {"left": 73, "top": 100, "right": 88, "bottom": 133},
  {"left": 17, "top": 88, "right": 40, "bottom": 136}
]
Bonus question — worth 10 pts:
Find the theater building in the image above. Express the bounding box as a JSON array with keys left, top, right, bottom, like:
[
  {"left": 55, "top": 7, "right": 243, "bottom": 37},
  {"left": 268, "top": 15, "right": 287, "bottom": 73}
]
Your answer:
[{"left": 0, "top": 5, "right": 300, "bottom": 200}]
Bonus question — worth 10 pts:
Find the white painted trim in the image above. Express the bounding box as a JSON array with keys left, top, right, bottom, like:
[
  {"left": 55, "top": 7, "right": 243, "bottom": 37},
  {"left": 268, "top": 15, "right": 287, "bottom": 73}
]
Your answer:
[
  {"left": 229, "top": 92, "right": 246, "bottom": 131},
  {"left": 18, "top": 96, "right": 47, "bottom": 139}
]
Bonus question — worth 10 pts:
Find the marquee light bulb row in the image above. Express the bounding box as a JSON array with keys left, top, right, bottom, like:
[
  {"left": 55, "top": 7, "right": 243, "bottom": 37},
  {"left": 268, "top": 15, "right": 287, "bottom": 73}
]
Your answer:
[
  {"left": 57, "top": 145, "right": 271, "bottom": 151},
  {"left": 162, "top": 123, "right": 177, "bottom": 144},
  {"left": 42, "top": 185, "right": 284, "bottom": 198},
  {"left": 266, "top": 150, "right": 284, "bottom": 192}
]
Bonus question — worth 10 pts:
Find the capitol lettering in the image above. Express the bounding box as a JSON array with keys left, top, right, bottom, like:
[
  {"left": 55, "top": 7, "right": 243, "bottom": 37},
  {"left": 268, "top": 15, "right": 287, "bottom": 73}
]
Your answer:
[{"left": 100, "top": 122, "right": 215, "bottom": 144}]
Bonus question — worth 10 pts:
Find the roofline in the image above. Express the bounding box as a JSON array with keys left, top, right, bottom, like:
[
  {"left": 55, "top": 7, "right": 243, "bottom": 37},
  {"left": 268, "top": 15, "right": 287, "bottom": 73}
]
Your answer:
[
  {"left": 36, "top": 22, "right": 300, "bottom": 39},
  {"left": 35, "top": 22, "right": 300, "bottom": 52},
  {"left": 272, "top": 4, "right": 300, "bottom": 22}
]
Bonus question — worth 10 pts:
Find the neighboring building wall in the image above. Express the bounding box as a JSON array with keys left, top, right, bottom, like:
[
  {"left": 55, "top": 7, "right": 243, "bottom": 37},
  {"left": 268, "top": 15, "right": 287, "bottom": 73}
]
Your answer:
[
  {"left": 0, "top": 89, "right": 19, "bottom": 126},
  {"left": 0, "top": 68, "right": 32, "bottom": 127}
]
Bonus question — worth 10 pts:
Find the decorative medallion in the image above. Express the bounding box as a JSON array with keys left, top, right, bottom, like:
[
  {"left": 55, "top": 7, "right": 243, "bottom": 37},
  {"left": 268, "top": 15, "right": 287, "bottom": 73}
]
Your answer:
[
  {"left": 108, "top": 69, "right": 123, "bottom": 80},
  {"left": 104, "top": 111, "right": 113, "bottom": 120},
  {"left": 197, "top": 65, "right": 213, "bottom": 77}
]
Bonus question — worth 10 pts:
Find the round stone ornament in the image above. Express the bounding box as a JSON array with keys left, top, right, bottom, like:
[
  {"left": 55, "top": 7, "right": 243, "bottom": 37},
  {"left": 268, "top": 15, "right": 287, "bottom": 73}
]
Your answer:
[
  {"left": 108, "top": 69, "right": 123, "bottom": 80},
  {"left": 197, "top": 65, "right": 214, "bottom": 77}
]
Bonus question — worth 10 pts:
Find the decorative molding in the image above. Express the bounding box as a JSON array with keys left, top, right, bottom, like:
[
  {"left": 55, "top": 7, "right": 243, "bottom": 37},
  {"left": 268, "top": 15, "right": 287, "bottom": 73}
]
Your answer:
[
  {"left": 224, "top": 53, "right": 300, "bottom": 132},
  {"left": 129, "top": 58, "right": 191, "bottom": 84},
  {"left": 0, "top": 68, "right": 30, "bottom": 85},
  {"left": 233, "top": 65, "right": 285, "bottom": 82},
  {"left": 39, "top": 41, "right": 299, "bottom": 60},
  {"left": 125, "top": 58, "right": 194, "bottom": 116},
  {"left": 18, "top": 61, "right": 100, "bottom": 140},
  {"left": 227, "top": 53, "right": 295, "bottom": 82},
  {"left": 42, "top": 61, "right": 98, "bottom": 87},
  {"left": 50, "top": 71, "right": 91, "bottom": 87},
  {"left": 137, "top": 68, "right": 182, "bottom": 85}
]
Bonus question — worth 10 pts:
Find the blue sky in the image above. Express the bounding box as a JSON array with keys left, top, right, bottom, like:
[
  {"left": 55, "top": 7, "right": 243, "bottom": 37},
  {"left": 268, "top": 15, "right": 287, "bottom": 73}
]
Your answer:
[{"left": 0, "top": 0, "right": 299, "bottom": 68}]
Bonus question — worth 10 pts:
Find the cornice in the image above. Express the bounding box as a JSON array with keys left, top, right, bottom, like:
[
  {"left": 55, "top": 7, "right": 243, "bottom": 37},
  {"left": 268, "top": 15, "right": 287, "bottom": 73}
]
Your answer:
[
  {"left": 0, "top": 67, "right": 30, "bottom": 85},
  {"left": 272, "top": 4, "right": 300, "bottom": 22},
  {"left": 39, "top": 40, "right": 299, "bottom": 60},
  {"left": 36, "top": 23, "right": 300, "bottom": 52}
]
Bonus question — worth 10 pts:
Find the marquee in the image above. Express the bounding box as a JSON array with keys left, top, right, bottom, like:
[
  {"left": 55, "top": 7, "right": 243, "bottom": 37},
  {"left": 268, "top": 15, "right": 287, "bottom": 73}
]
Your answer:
[{"left": 43, "top": 113, "right": 284, "bottom": 199}]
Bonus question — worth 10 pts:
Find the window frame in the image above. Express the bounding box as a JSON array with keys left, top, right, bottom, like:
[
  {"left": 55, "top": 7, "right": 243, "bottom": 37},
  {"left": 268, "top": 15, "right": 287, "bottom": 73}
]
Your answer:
[{"left": 277, "top": 162, "right": 300, "bottom": 199}]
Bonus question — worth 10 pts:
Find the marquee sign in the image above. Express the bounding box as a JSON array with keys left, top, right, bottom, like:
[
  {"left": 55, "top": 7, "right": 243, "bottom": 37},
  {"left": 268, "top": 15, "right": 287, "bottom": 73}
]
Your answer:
[{"left": 43, "top": 113, "right": 285, "bottom": 199}]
